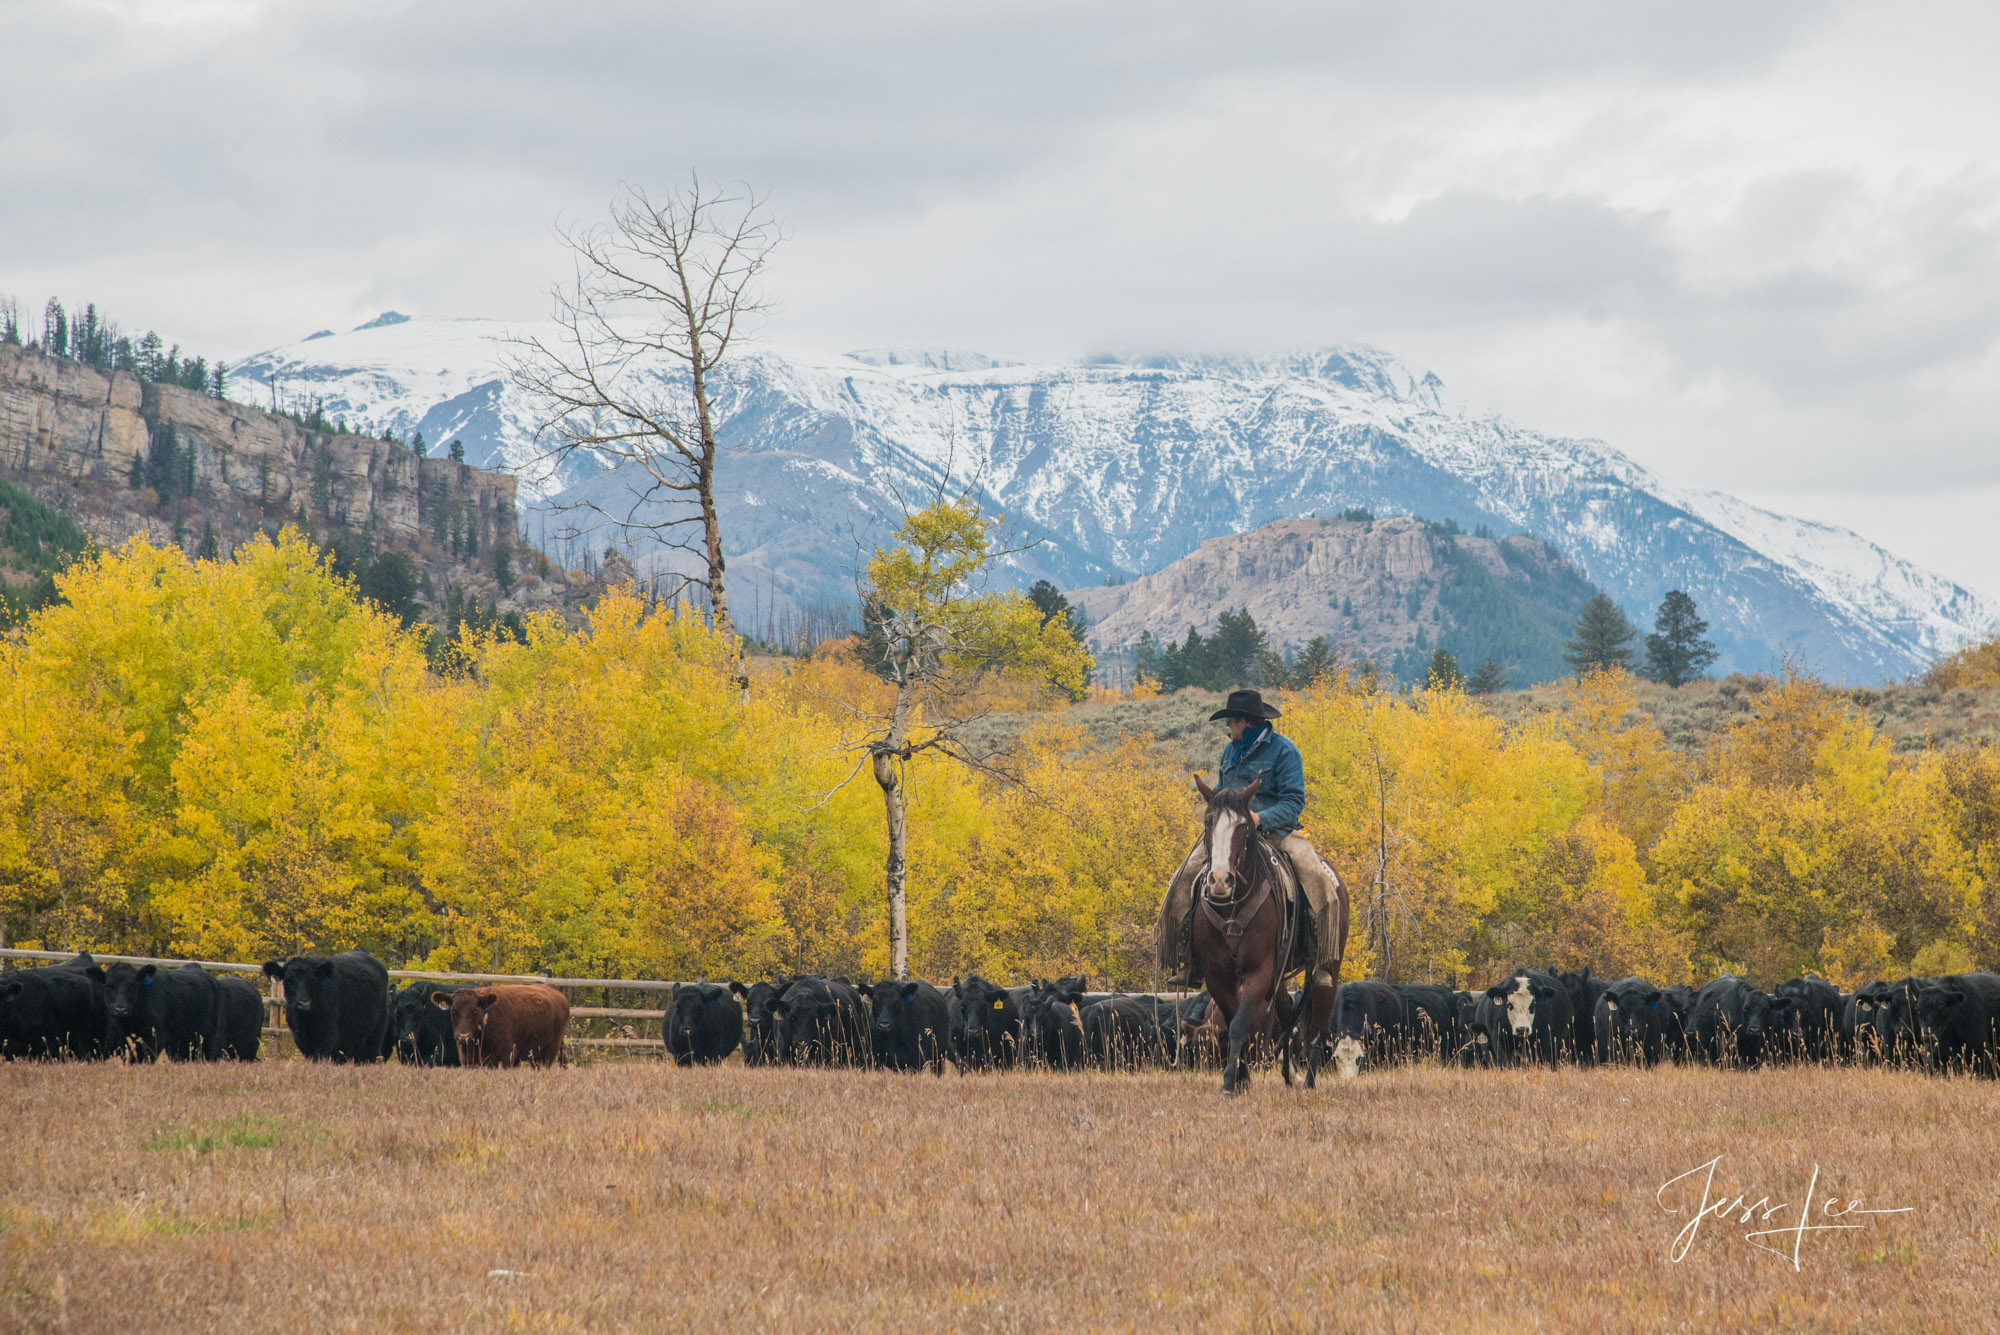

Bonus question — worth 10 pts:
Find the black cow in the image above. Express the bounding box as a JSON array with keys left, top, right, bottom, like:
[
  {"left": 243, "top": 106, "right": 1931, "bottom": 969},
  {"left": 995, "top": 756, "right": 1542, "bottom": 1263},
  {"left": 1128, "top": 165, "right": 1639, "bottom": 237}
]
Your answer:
[
  {"left": 862, "top": 979, "right": 950, "bottom": 1073},
  {"left": 666, "top": 982, "right": 745, "bottom": 1066},
  {"left": 1479, "top": 968, "right": 1573, "bottom": 1066},
  {"left": 1396, "top": 984, "right": 1459, "bottom": 1062},
  {"left": 1128, "top": 994, "right": 1187, "bottom": 1065},
  {"left": 1557, "top": 968, "right": 1612, "bottom": 1065},
  {"left": 767, "top": 975, "right": 869, "bottom": 1066},
  {"left": 1690, "top": 975, "right": 1791, "bottom": 1068},
  {"left": 1021, "top": 978, "right": 1087, "bottom": 1070},
  {"left": 1773, "top": 974, "right": 1841, "bottom": 1063},
  {"left": 1327, "top": 980, "right": 1408, "bottom": 1078},
  {"left": 1450, "top": 991, "right": 1481, "bottom": 1064},
  {"left": 1915, "top": 973, "right": 2000, "bottom": 1076},
  {"left": 1846, "top": 980, "right": 1897, "bottom": 1064},
  {"left": 1658, "top": 984, "right": 1696, "bottom": 1062},
  {"left": 214, "top": 975, "right": 264, "bottom": 1061},
  {"left": 728, "top": 977, "right": 789, "bottom": 1067},
  {"left": 261, "top": 950, "right": 390, "bottom": 1062},
  {"left": 0, "top": 954, "right": 111, "bottom": 1060},
  {"left": 1593, "top": 976, "right": 1666, "bottom": 1065},
  {"left": 1868, "top": 977, "right": 1938, "bottom": 1067},
  {"left": 1082, "top": 994, "right": 1165, "bottom": 1071},
  {"left": 949, "top": 975, "right": 1024, "bottom": 1071},
  {"left": 388, "top": 980, "right": 461, "bottom": 1065},
  {"left": 104, "top": 962, "right": 221, "bottom": 1061}
]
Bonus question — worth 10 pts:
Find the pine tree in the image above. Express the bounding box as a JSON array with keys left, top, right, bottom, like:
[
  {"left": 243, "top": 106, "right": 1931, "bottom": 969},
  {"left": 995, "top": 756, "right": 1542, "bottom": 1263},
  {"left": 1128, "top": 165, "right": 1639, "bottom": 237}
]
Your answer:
[
  {"left": 1643, "top": 589, "right": 1718, "bottom": 687},
  {"left": 449, "top": 439, "right": 465, "bottom": 463},
  {"left": 1211, "top": 608, "right": 1268, "bottom": 688},
  {"left": 411, "top": 430, "right": 426, "bottom": 456},
  {"left": 1294, "top": 635, "right": 1340, "bottom": 686},
  {"left": 1131, "top": 629, "right": 1160, "bottom": 685},
  {"left": 1426, "top": 647, "right": 1463, "bottom": 689},
  {"left": 1466, "top": 657, "right": 1510, "bottom": 695},
  {"left": 1563, "top": 593, "right": 1637, "bottom": 674}
]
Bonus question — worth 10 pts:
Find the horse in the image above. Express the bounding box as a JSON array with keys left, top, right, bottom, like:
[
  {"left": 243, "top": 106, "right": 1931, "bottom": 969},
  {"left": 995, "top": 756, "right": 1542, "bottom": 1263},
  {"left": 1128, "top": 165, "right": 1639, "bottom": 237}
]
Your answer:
[{"left": 1191, "top": 773, "right": 1343, "bottom": 1094}]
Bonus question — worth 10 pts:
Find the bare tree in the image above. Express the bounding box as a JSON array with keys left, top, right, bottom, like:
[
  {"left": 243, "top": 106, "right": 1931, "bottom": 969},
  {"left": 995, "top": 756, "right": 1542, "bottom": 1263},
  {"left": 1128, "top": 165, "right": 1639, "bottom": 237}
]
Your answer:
[{"left": 503, "top": 177, "right": 779, "bottom": 668}]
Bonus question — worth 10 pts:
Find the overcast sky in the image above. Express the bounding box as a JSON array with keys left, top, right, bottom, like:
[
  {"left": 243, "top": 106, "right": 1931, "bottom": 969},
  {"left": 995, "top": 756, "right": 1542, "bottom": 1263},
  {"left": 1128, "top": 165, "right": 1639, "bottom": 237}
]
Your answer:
[{"left": 6, "top": 0, "right": 1999, "bottom": 594}]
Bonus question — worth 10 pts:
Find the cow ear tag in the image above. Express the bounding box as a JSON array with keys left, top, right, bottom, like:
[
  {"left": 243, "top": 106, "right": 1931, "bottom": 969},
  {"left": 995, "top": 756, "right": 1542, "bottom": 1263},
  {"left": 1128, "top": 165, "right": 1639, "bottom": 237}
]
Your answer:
[{"left": 993, "top": 999, "right": 1004, "bottom": 1010}]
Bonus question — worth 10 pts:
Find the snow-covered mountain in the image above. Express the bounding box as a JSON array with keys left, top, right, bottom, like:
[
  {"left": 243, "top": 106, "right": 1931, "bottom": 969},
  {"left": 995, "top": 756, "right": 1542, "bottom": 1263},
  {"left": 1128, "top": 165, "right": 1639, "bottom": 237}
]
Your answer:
[{"left": 230, "top": 316, "right": 1997, "bottom": 683}]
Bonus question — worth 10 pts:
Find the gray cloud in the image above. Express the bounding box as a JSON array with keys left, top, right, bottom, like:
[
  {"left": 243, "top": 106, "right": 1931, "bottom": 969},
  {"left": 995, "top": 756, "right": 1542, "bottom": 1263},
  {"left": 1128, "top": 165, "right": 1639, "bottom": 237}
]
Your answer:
[{"left": 5, "top": 0, "right": 1999, "bottom": 586}]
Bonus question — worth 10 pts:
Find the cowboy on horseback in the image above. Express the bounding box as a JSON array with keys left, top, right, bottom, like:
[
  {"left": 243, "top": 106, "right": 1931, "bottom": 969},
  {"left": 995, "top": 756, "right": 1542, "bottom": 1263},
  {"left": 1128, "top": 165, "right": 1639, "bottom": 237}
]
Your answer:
[
  {"left": 1156, "top": 687, "right": 1348, "bottom": 1091},
  {"left": 1157, "top": 688, "right": 1346, "bottom": 997}
]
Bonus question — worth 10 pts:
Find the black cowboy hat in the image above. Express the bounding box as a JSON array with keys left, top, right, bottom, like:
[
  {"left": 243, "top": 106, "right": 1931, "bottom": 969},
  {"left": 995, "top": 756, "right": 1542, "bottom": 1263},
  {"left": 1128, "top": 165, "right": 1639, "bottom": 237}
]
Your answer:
[{"left": 1209, "top": 688, "right": 1281, "bottom": 722}]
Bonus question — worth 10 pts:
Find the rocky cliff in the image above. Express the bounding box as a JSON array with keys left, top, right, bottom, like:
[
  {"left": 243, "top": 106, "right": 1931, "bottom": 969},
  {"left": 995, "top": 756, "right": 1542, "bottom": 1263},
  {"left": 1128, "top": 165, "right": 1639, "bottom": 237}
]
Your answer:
[
  {"left": 1073, "top": 515, "right": 1601, "bottom": 685},
  {"left": 0, "top": 342, "right": 567, "bottom": 619},
  {"left": 0, "top": 342, "right": 518, "bottom": 551}
]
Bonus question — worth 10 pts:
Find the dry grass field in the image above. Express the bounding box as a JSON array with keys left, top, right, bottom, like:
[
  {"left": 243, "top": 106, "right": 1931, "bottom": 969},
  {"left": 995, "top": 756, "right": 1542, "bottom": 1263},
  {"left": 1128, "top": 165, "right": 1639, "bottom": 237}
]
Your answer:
[{"left": 1, "top": 1059, "right": 1994, "bottom": 1333}]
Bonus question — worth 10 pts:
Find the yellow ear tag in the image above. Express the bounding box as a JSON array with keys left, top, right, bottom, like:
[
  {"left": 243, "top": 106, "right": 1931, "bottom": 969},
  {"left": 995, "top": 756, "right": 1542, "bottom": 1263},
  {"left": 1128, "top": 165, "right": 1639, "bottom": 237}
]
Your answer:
[{"left": 993, "top": 1000, "right": 1004, "bottom": 1010}]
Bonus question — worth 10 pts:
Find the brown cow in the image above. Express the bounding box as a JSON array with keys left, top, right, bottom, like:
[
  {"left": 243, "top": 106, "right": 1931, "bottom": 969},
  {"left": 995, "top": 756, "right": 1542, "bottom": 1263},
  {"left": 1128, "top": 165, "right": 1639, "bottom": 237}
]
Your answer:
[{"left": 431, "top": 983, "right": 569, "bottom": 1067}]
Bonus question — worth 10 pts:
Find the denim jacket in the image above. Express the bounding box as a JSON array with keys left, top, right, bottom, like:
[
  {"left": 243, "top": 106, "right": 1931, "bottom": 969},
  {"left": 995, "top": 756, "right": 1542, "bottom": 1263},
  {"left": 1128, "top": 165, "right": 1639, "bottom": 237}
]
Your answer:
[{"left": 1217, "top": 723, "right": 1306, "bottom": 837}]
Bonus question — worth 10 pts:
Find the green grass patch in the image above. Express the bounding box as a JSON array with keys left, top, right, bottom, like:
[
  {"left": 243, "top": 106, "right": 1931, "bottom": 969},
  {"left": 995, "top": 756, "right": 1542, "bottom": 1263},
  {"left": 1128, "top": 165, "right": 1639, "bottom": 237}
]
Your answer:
[{"left": 143, "top": 1114, "right": 292, "bottom": 1155}]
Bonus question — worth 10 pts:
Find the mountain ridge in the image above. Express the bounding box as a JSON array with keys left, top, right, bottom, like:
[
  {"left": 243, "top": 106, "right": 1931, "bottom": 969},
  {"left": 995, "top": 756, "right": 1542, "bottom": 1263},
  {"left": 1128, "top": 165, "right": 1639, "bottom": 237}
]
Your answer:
[{"left": 224, "top": 317, "right": 1997, "bottom": 683}]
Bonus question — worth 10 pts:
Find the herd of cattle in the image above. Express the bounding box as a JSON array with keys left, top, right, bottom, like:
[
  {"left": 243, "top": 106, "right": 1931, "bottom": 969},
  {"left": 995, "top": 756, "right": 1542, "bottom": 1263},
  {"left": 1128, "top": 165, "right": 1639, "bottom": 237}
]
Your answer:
[{"left": 5, "top": 948, "right": 1999, "bottom": 1078}]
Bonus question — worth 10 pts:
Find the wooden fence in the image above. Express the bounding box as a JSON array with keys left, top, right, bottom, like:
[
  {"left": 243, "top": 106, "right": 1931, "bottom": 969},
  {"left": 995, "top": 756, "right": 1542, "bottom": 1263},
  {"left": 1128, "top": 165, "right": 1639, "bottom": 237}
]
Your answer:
[{"left": 0, "top": 947, "right": 678, "bottom": 1054}]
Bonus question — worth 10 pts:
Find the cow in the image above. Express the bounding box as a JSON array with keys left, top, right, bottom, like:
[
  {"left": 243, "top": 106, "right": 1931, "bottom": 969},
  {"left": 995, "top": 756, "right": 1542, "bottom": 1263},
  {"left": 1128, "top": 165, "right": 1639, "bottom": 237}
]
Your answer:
[
  {"left": 388, "top": 980, "right": 462, "bottom": 1065},
  {"left": 1397, "top": 984, "right": 1459, "bottom": 1062},
  {"left": 1846, "top": 980, "right": 1897, "bottom": 1064},
  {"left": 1870, "top": 977, "right": 1938, "bottom": 1067},
  {"left": 1450, "top": 991, "right": 1481, "bottom": 1064},
  {"left": 1593, "top": 976, "right": 1667, "bottom": 1065},
  {"left": 1659, "top": 984, "right": 1697, "bottom": 1062},
  {"left": 1771, "top": 973, "right": 1841, "bottom": 1064},
  {"left": 1557, "top": 968, "right": 1612, "bottom": 1065},
  {"left": 213, "top": 975, "right": 264, "bottom": 1061},
  {"left": 0, "top": 954, "right": 111, "bottom": 1060},
  {"left": 948, "top": 976, "right": 1025, "bottom": 1071},
  {"left": 1914, "top": 973, "right": 2000, "bottom": 1076},
  {"left": 1175, "top": 995, "right": 1225, "bottom": 1070},
  {"left": 1478, "top": 968, "right": 1573, "bottom": 1066},
  {"left": 1081, "top": 994, "right": 1165, "bottom": 1071},
  {"left": 767, "top": 975, "right": 869, "bottom": 1067},
  {"left": 1021, "top": 978, "right": 1088, "bottom": 1070},
  {"left": 433, "top": 983, "right": 569, "bottom": 1067},
  {"left": 861, "top": 979, "right": 950, "bottom": 1074},
  {"left": 104, "top": 961, "right": 221, "bottom": 1061},
  {"left": 262, "top": 950, "right": 391, "bottom": 1062},
  {"left": 1128, "top": 994, "right": 1187, "bottom": 1065},
  {"left": 1327, "top": 980, "right": 1408, "bottom": 1078},
  {"left": 728, "top": 977, "right": 789, "bottom": 1067},
  {"left": 1690, "top": 975, "right": 1791, "bottom": 1068},
  {"left": 666, "top": 982, "right": 744, "bottom": 1066}
]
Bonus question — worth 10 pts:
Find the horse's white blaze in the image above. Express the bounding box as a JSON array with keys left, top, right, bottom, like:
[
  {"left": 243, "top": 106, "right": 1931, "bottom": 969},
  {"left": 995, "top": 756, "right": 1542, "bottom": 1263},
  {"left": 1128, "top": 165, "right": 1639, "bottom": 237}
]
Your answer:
[
  {"left": 1504, "top": 976, "right": 1536, "bottom": 1035},
  {"left": 1332, "top": 1035, "right": 1365, "bottom": 1079},
  {"left": 1206, "top": 808, "right": 1244, "bottom": 896}
]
